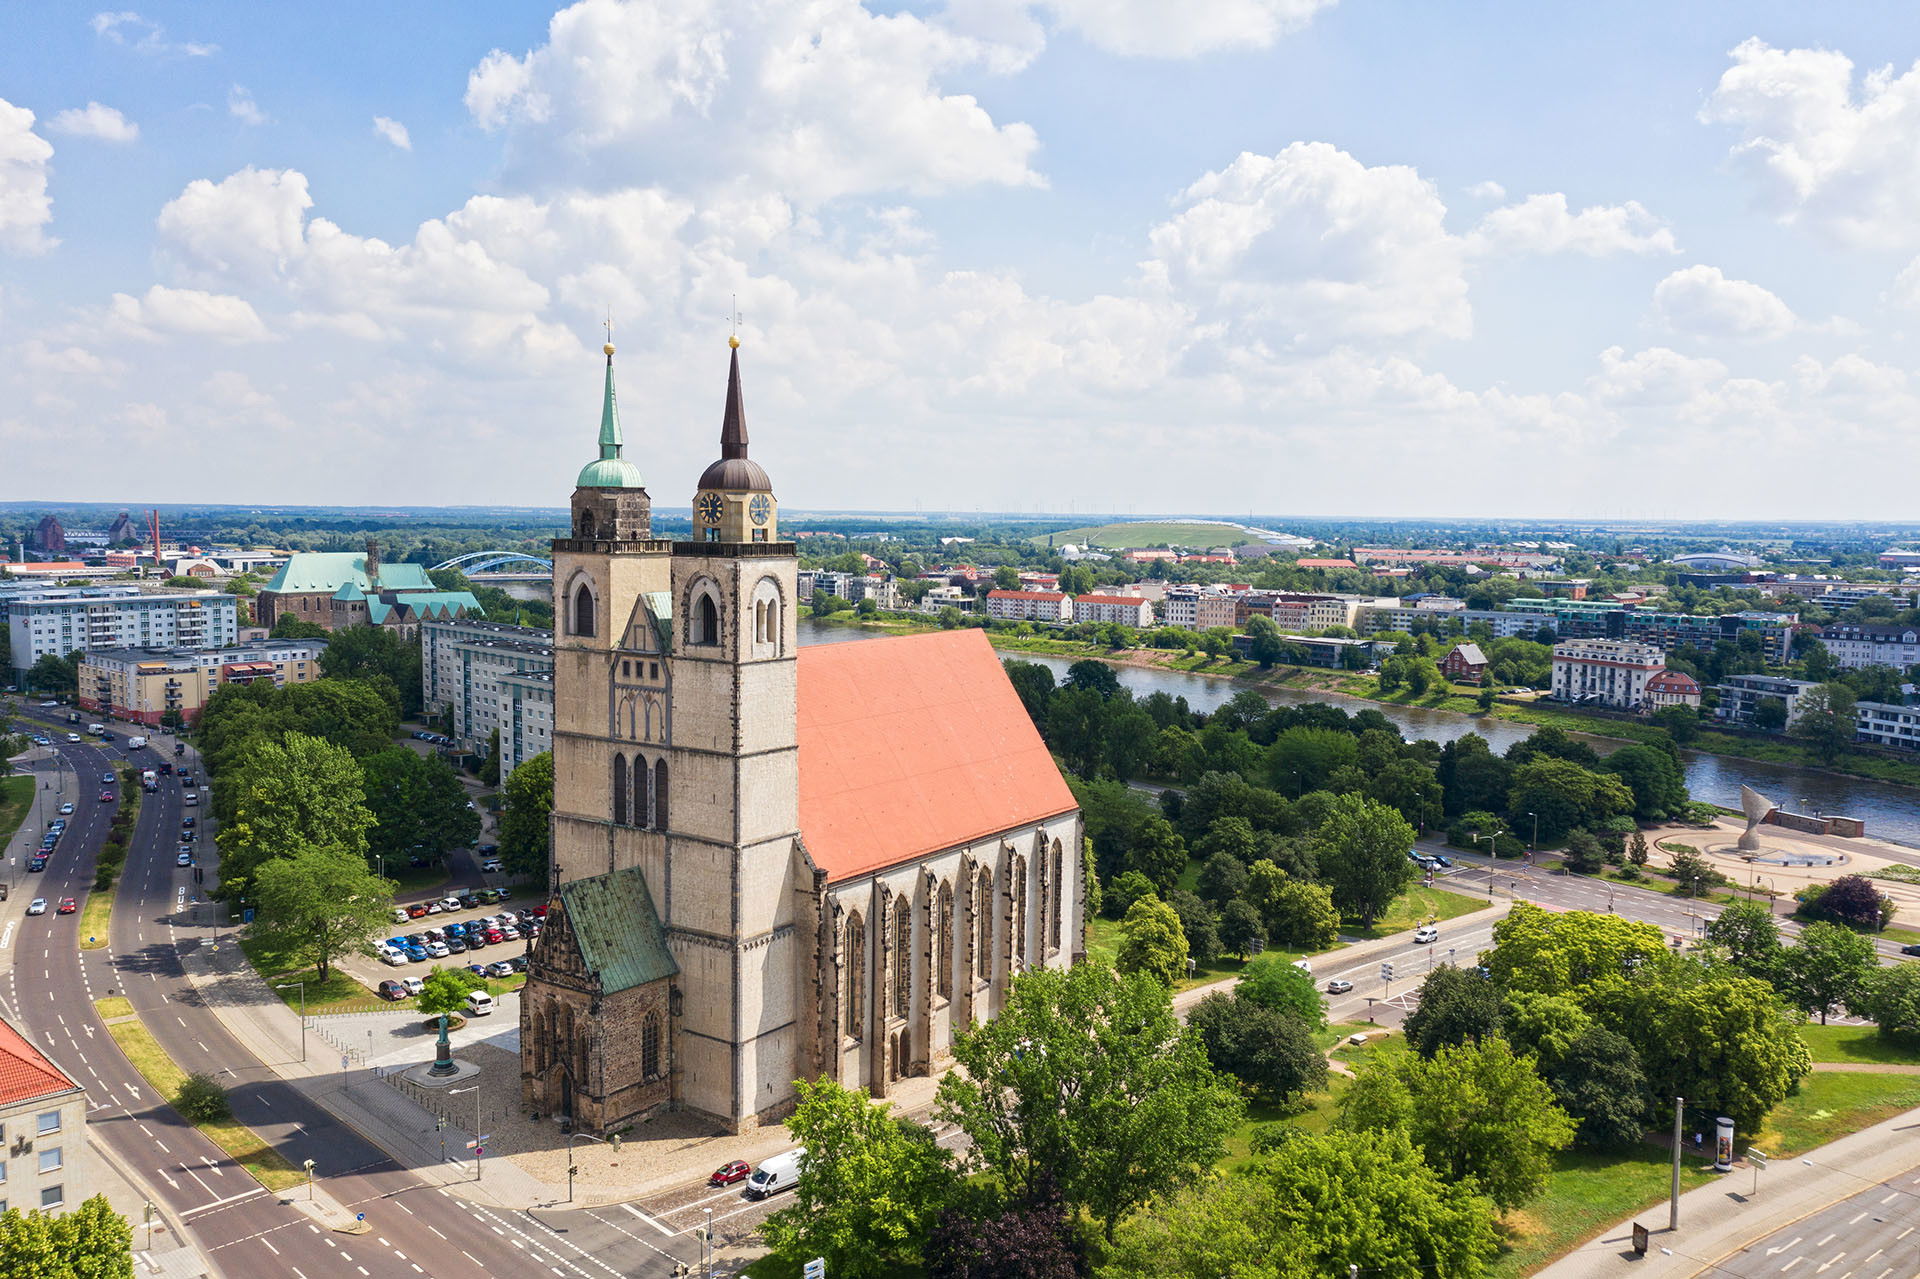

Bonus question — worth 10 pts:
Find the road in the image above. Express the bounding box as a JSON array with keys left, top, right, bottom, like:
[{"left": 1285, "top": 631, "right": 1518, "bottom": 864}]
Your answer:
[
  {"left": 1707, "top": 1163, "right": 1920, "bottom": 1278},
  {"left": 6, "top": 706, "right": 727, "bottom": 1279}
]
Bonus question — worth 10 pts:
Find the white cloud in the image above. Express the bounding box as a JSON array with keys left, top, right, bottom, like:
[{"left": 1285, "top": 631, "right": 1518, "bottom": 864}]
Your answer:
[
  {"left": 228, "top": 85, "right": 268, "bottom": 127},
  {"left": 464, "top": 0, "right": 1041, "bottom": 205},
  {"left": 1024, "top": 0, "right": 1338, "bottom": 58},
  {"left": 372, "top": 116, "right": 411, "bottom": 151},
  {"left": 157, "top": 167, "right": 313, "bottom": 283},
  {"left": 89, "top": 11, "right": 216, "bottom": 57},
  {"left": 1587, "top": 344, "right": 1728, "bottom": 408},
  {"left": 1469, "top": 193, "right": 1677, "bottom": 257},
  {"left": 15, "top": 340, "right": 120, "bottom": 377},
  {"left": 1702, "top": 38, "right": 1920, "bottom": 249},
  {"left": 1467, "top": 180, "right": 1505, "bottom": 201},
  {"left": 48, "top": 102, "right": 139, "bottom": 143},
  {"left": 1652, "top": 265, "right": 1796, "bottom": 340},
  {"left": 106, "top": 285, "right": 271, "bottom": 343},
  {"left": 0, "top": 99, "right": 56, "bottom": 255},
  {"left": 1142, "top": 142, "right": 1469, "bottom": 345}
]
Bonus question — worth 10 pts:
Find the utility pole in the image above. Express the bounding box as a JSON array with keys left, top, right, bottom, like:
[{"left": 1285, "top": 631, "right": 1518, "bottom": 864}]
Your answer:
[{"left": 1669, "top": 1096, "right": 1684, "bottom": 1230}]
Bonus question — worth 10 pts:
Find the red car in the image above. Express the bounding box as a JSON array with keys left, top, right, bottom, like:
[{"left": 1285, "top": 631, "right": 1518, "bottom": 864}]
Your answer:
[
  {"left": 377, "top": 980, "right": 409, "bottom": 1001},
  {"left": 709, "top": 1160, "right": 750, "bottom": 1186},
  {"left": 406, "top": 903, "right": 429, "bottom": 919},
  {"left": 56, "top": 898, "right": 77, "bottom": 915},
  {"left": 98, "top": 790, "right": 114, "bottom": 803}
]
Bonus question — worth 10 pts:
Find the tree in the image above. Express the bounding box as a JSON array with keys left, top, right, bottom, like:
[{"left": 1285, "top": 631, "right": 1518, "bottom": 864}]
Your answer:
[
  {"left": 1219, "top": 900, "right": 1267, "bottom": 958},
  {"left": 1501, "top": 991, "right": 1595, "bottom": 1072},
  {"left": 478, "top": 726, "right": 501, "bottom": 786},
  {"left": 1403, "top": 965, "right": 1506, "bottom": 1057},
  {"left": 1627, "top": 829, "right": 1651, "bottom": 866},
  {"left": 247, "top": 848, "right": 395, "bottom": 981},
  {"left": 1856, "top": 962, "right": 1920, "bottom": 1040},
  {"left": 1002, "top": 659, "right": 1056, "bottom": 725},
  {"left": 937, "top": 962, "right": 1243, "bottom": 1241},
  {"left": 761, "top": 1077, "right": 959, "bottom": 1278},
  {"left": 1100, "top": 1129, "right": 1499, "bottom": 1279},
  {"left": 992, "top": 566, "right": 1022, "bottom": 591},
  {"left": 1546, "top": 1027, "right": 1648, "bottom": 1148},
  {"left": 1667, "top": 847, "right": 1725, "bottom": 897},
  {"left": 497, "top": 751, "right": 553, "bottom": 878},
  {"left": 1368, "top": 760, "right": 1445, "bottom": 833},
  {"left": 1187, "top": 992, "right": 1327, "bottom": 1101},
  {"left": 416, "top": 965, "right": 486, "bottom": 1016},
  {"left": 1798, "top": 874, "right": 1897, "bottom": 931},
  {"left": 1266, "top": 727, "right": 1359, "bottom": 795},
  {"left": 925, "top": 1179, "right": 1087, "bottom": 1279},
  {"left": 1244, "top": 615, "right": 1287, "bottom": 669},
  {"left": 1752, "top": 696, "right": 1790, "bottom": 733},
  {"left": 1264, "top": 878, "right": 1341, "bottom": 950},
  {"left": 1484, "top": 904, "right": 1668, "bottom": 997},
  {"left": 1195, "top": 851, "right": 1249, "bottom": 908},
  {"left": 268, "top": 614, "right": 330, "bottom": 639},
  {"left": 1562, "top": 829, "right": 1609, "bottom": 875},
  {"left": 174, "top": 1072, "right": 232, "bottom": 1122},
  {"left": 1236, "top": 953, "right": 1325, "bottom": 1027},
  {"left": 1779, "top": 921, "right": 1878, "bottom": 1024},
  {"left": 318, "top": 623, "right": 423, "bottom": 714},
  {"left": 1703, "top": 900, "right": 1781, "bottom": 979},
  {"left": 1599, "top": 744, "right": 1689, "bottom": 821},
  {"left": 1506, "top": 726, "right": 1600, "bottom": 769},
  {"left": 1062, "top": 659, "right": 1120, "bottom": 698},
  {"left": 1310, "top": 792, "right": 1417, "bottom": 927},
  {"left": 359, "top": 747, "right": 480, "bottom": 873},
  {"left": 1166, "top": 890, "right": 1221, "bottom": 966},
  {"left": 25, "top": 650, "right": 80, "bottom": 695},
  {"left": 216, "top": 732, "right": 377, "bottom": 899},
  {"left": 1116, "top": 896, "right": 1189, "bottom": 987},
  {"left": 0, "top": 1194, "right": 133, "bottom": 1279},
  {"left": 1507, "top": 758, "right": 1633, "bottom": 844},
  {"left": 1793, "top": 682, "right": 1858, "bottom": 764},
  {"left": 1339, "top": 1035, "right": 1575, "bottom": 1211},
  {"left": 1047, "top": 688, "right": 1110, "bottom": 778},
  {"left": 1651, "top": 704, "right": 1700, "bottom": 745}
]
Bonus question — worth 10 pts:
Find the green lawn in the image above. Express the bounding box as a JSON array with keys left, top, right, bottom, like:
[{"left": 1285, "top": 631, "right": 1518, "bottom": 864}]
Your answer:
[
  {"left": 1755, "top": 1071, "right": 1920, "bottom": 1156},
  {"left": 239, "top": 936, "right": 382, "bottom": 1013},
  {"left": 1797, "top": 1023, "right": 1920, "bottom": 1065},
  {"left": 1344, "top": 885, "right": 1489, "bottom": 941},
  {"left": 1491, "top": 1149, "right": 1717, "bottom": 1278},
  {"left": 1084, "top": 914, "right": 1292, "bottom": 994},
  {"left": 0, "top": 775, "right": 33, "bottom": 851},
  {"left": 1029, "top": 520, "right": 1250, "bottom": 550}
]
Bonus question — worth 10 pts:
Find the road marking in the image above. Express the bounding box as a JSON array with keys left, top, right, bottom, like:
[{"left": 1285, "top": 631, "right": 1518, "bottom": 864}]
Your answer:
[
  {"left": 1817, "top": 1235, "right": 1837, "bottom": 1247},
  {"left": 181, "top": 1186, "right": 268, "bottom": 1217},
  {"left": 1816, "top": 1255, "right": 1846, "bottom": 1274},
  {"left": 153, "top": 1139, "right": 169, "bottom": 1154},
  {"left": 1781, "top": 1259, "right": 1803, "bottom": 1272},
  {"left": 261, "top": 1239, "right": 278, "bottom": 1256},
  {"left": 618, "top": 1202, "right": 679, "bottom": 1237},
  {"left": 1847, "top": 1212, "right": 1867, "bottom": 1224},
  {"left": 1879, "top": 1192, "right": 1899, "bottom": 1204}
]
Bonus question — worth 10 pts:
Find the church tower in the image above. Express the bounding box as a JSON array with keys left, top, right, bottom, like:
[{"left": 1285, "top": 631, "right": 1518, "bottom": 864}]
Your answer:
[{"left": 668, "top": 336, "right": 802, "bottom": 1128}]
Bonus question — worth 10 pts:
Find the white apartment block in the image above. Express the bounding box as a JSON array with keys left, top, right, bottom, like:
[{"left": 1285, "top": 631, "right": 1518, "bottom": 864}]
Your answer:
[
  {"left": 984, "top": 589, "right": 1072, "bottom": 623},
  {"left": 421, "top": 618, "right": 556, "bottom": 753},
  {"left": 7, "top": 586, "right": 238, "bottom": 670},
  {"left": 1820, "top": 624, "right": 1920, "bottom": 671},
  {"left": 1551, "top": 639, "right": 1667, "bottom": 709},
  {"left": 1072, "top": 594, "right": 1154, "bottom": 627},
  {"left": 918, "top": 584, "right": 972, "bottom": 613},
  {"left": 497, "top": 668, "right": 555, "bottom": 777},
  {"left": 1164, "top": 588, "right": 1244, "bottom": 631},
  {"left": 798, "top": 570, "right": 900, "bottom": 610}
]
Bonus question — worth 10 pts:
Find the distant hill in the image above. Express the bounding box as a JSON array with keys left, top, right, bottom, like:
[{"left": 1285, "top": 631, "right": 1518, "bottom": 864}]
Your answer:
[{"left": 1028, "top": 520, "right": 1259, "bottom": 550}]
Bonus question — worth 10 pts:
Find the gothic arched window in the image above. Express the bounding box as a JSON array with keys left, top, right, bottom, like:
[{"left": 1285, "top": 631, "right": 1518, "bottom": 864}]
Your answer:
[
  {"left": 572, "top": 583, "right": 595, "bottom": 637},
  {"left": 845, "top": 914, "right": 866, "bottom": 1040},
  {"left": 652, "top": 759, "right": 669, "bottom": 831},
  {"left": 634, "top": 757, "right": 650, "bottom": 830},
  {"left": 641, "top": 1013, "right": 661, "bottom": 1081},
  {"left": 892, "top": 905, "right": 911, "bottom": 1019},
  {"left": 936, "top": 882, "right": 954, "bottom": 1000},
  {"left": 975, "top": 870, "right": 992, "bottom": 982},
  {"left": 611, "top": 754, "right": 628, "bottom": 826},
  {"left": 1050, "top": 840, "right": 1065, "bottom": 951},
  {"left": 696, "top": 594, "right": 719, "bottom": 645}
]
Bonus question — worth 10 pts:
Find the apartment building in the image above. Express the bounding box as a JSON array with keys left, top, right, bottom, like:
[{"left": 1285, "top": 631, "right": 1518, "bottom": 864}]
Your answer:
[
  {"left": 497, "top": 668, "right": 555, "bottom": 777},
  {"left": 1550, "top": 639, "right": 1667, "bottom": 709},
  {"left": 1715, "top": 674, "right": 1815, "bottom": 727},
  {"left": 0, "top": 1017, "right": 90, "bottom": 1217},
  {"left": 1820, "top": 623, "right": 1920, "bottom": 671},
  {"left": 77, "top": 640, "right": 326, "bottom": 725},
  {"left": 1164, "top": 588, "right": 1240, "bottom": 631},
  {"left": 7, "top": 585, "right": 239, "bottom": 670},
  {"left": 798, "top": 570, "right": 900, "bottom": 610},
  {"left": 421, "top": 619, "right": 556, "bottom": 754},
  {"left": 983, "top": 589, "right": 1072, "bottom": 623},
  {"left": 1072, "top": 594, "right": 1154, "bottom": 627}
]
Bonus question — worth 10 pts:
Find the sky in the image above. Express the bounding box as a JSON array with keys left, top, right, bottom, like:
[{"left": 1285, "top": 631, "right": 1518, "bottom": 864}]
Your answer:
[{"left": 4, "top": 1, "right": 1920, "bottom": 520}]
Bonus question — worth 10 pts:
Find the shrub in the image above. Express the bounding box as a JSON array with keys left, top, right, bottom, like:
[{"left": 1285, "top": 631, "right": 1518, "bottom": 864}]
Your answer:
[
  {"left": 1797, "top": 875, "right": 1897, "bottom": 931},
  {"left": 174, "top": 1072, "right": 231, "bottom": 1122}
]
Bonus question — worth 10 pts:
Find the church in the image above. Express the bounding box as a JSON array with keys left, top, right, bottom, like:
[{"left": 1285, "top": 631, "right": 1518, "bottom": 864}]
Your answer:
[{"left": 519, "top": 338, "right": 1085, "bottom": 1134}]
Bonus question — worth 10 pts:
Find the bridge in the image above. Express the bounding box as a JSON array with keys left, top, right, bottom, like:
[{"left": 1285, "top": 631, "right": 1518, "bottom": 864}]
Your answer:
[{"left": 431, "top": 551, "right": 553, "bottom": 575}]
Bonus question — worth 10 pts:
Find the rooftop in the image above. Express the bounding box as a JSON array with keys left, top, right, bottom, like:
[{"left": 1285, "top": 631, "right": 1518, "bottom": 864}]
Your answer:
[{"left": 0, "top": 1016, "right": 82, "bottom": 1110}]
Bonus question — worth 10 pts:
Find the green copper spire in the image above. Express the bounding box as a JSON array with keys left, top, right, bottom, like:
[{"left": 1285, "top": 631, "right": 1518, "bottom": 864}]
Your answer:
[{"left": 576, "top": 342, "right": 646, "bottom": 489}]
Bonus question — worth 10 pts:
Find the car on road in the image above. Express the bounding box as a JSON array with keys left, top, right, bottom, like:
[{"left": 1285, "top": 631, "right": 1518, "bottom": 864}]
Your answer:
[
  {"left": 1427, "top": 854, "right": 1452, "bottom": 868},
  {"left": 709, "top": 1160, "right": 751, "bottom": 1186},
  {"left": 485, "top": 960, "right": 515, "bottom": 978},
  {"left": 39, "top": 700, "right": 59, "bottom": 708},
  {"left": 26, "top": 899, "right": 46, "bottom": 916},
  {"left": 1902, "top": 944, "right": 1920, "bottom": 957},
  {"left": 1325, "top": 979, "right": 1353, "bottom": 994},
  {"left": 56, "top": 898, "right": 76, "bottom": 915},
  {"left": 1413, "top": 925, "right": 1440, "bottom": 944},
  {"left": 31, "top": 735, "right": 49, "bottom": 746},
  {"left": 176, "top": 852, "right": 192, "bottom": 867},
  {"left": 57, "top": 802, "right": 73, "bottom": 815},
  {"left": 98, "top": 790, "right": 114, "bottom": 803},
  {"left": 99, "top": 771, "right": 114, "bottom": 785},
  {"left": 181, "top": 816, "right": 195, "bottom": 827},
  {"left": 182, "top": 792, "right": 198, "bottom": 806},
  {"left": 65, "top": 733, "right": 81, "bottom": 743},
  {"left": 378, "top": 980, "right": 409, "bottom": 1001}
]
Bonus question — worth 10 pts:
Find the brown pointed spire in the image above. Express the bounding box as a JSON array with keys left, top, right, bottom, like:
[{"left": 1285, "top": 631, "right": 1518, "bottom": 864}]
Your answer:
[{"left": 721, "top": 337, "right": 748, "bottom": 459}]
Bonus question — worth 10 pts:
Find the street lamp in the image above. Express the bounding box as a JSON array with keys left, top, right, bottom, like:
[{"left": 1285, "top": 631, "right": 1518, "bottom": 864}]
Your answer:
[
  {"left": 303, "top": 1158, "right": 316, "bottom": 1201},
  {"left": 450, "top": 1086, "right": 483, "bottom": 1181},
  {"left": 1527, "top": 811, "right": 1539, "bottom": 860},
  {"left": 276, "top": 981, "right": 307, "bottom": 1061},
  {"left": 565, "top": 1130, "right": 621, "bottom": 1203}
]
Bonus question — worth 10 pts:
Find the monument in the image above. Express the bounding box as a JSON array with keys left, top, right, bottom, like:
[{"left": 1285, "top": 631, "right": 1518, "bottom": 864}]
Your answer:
[{"left": 1737, "top": 784, "right": 1774, "bottom": 853}]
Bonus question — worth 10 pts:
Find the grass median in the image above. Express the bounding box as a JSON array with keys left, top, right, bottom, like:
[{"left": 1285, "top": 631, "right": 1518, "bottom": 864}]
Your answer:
[{"left": 96, "top": 996, "right": 304, "bottom": 1192}]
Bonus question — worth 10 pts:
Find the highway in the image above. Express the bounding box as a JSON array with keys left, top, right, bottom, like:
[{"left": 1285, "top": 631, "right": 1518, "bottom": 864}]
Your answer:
[{"left": 6, "top": 706, "right": 723, "bottom": 1278}]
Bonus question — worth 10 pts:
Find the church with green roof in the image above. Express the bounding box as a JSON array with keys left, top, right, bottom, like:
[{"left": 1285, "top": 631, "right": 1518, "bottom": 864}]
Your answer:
[{"left": 256, "top": 539, "right": 481, "bottom": 637}]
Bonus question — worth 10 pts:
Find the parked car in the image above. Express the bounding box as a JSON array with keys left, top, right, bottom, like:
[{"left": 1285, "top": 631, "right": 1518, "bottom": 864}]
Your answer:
[
  {"left": 402, "top": 977, "right": 424, "bottom": 997},
  {"left": 1902, "top": 944, "right": 1920, "bottom": 957},
  {"left": 1325, "top": 979, "right": 1353, "bottom": 994},
  {"left": 26, "top": 899, "right": 46, "bottom": 916},
  {"left": 484, "top": 928, "right": 505, "bottom": 944},
  {"left": 391, "top": 907, "right": 411, "bottom": 924},
  {"left": 405, "top": 903, "right": 429, "bottom": 919},
  {"left": 465, "top": 931, "right": 489, "bottom": 950},
  {"left": 745, "top": 1150, "right": 806, "bottom": 1200},
  {"left": 508, "top": 956, "right": 528, "bottom": 973},
  {"left": 378, "top": 980, "right": 409, "bottom": 1001},
  {"left": 464, "top": 991, "right": 495, "bottom": 1017},
  {"left": 465, "top": 964, "right": 489, "bottom": 980},
  {"left": 481, "top": 859, "right": 503, "bottom": 873},
  {"left": 27, "top": 859, "right": 46, "bottom": 873},
  {"left": 709, "top": 1160, "right": 750, "bottom": 1186},
  {"left": 485, "top": 960, "right": 515, "bottom": 978},
  {"left": 176, "top": 852, "right": 192, "bottom": 867},
  {"left": 379, "top": 949, "right": 407, "bottom": 967},
  {"left": 403, "top": 945, "right": 429, "bottom": 963},
  {"left": 425, "top": 941, "right": 450, "bottom": 958},
  {"left": 57, "top": 802, "right": 74, "bottom": 815},
  {"left": 445, "top": 937, "right": 468, "bottom": 954},
  {"left": 56, "top": 898, "right": 76, "bottom": 915}
]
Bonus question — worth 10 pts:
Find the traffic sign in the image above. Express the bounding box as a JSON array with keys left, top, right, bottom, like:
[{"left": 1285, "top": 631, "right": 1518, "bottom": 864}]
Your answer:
[
  {"left": 1380, "top": 962, "right": 1395, "bottom": 981},
  {"left": 804, "top": 1260, "right": 826, "bottom": 1279},
  {"left": 466, "top": 1135, "right": 492, "bottom": 1149}
]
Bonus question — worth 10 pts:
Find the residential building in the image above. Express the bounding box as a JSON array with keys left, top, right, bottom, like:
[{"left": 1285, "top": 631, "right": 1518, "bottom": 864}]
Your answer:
[
  {"left": 1819, "top": 623, "right": 1920, "bottom": 671},
  {"left": 1550, "top": 639, "right": 1667, "bottom": 709},
  {"left": 76, "top": 640, "right": 327, "bottom": 725},
  {"left": 1163, "top": 587, "right": 1239, "bottom": 631},
  {"left": 0, "top": 1016, "right": 90, "bottom": 1216},
  {"left": 1854, "top": 698, "right": 1920, "bottom": 750},
  {"left": 1715, "top": 674, "right": 1815, "bottom": 727},
  {"left": 798, "top": 570, "right": 899, "bottom": 610},
  {"left": 497, "top": 668, "right": 555, "bottom": 778},
  {"left": 984, "top": 589, "right": 1071, "bottom": 623},
  {"left": 1232, "top": 632, "right": 1389, "bottom": 668},
  {"left": 1071, "top": 594, "right": 1153, "bottom": 627},
  {"left": 917, "top": 584, "right": 971, "bottom": 613},
  {"left": 1441, "top": 643, "right": 1488, "bottom": 685},
  {"left": 1623, "top": 610, "right": 1796, "bottom": 665},
  {"left": 6, "top": 585, "right": 239, "bottom": 671},
  {"left": 255, "top": 541, "right": 479, "bottom": 635},
  {"left": 421, "top": 619, "right": 557, "bottom": 753},
  {"left": 1642, "top": 668, "right": 1702, "bottom": 709},
  {"left": 1294, "top": 558, "right": 1358, "bottom": 570}
]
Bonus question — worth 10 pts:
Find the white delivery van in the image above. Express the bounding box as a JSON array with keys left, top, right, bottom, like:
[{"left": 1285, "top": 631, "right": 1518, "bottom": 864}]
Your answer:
[
  {"left": 464, "top": 991, "right": 495, "bottom": 1017},
  {"left": 86, "top": 723, "right": 105, "bottom": 735},
  {"left": 127, "top": 736, "right": 148, "bottom": 749},
  {"left": 744, "top": 1148, "right": 806, "bottom": 1200}
]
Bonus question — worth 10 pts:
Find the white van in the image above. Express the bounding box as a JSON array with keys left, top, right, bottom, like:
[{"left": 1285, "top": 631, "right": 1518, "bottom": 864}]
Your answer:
[
  {"left": 464, "top": 991, "right": 495, "bottom": 1017},
  {"left": 86, "top": 723, "right": 105, "bottom": 735},
  {"left": 127, "top": 736, "right": 148, "bottom": 749},
  {"left": 744, "top": 1148, "right": 806, "bottom": 1200},
  {"left": 1291, "top": 959, "right": 1313, "bottom": 977}
]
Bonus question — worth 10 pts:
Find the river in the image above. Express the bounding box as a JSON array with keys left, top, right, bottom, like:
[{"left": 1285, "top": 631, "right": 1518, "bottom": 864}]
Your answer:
[{"left": 797, "top": 618, "right": 1920, "bottom": 848}]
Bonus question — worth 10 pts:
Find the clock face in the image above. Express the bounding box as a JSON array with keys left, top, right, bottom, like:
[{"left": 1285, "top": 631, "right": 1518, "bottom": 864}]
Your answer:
[
  {"left": 696, "top": 491, "right": 724, "bottom": 525},
  {"left": 749, "top": 494, "right": 771, "bottom": 526}
]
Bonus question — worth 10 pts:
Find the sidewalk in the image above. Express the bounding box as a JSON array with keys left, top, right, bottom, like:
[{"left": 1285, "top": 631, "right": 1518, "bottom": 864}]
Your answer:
[{"left": 1534, "top": 1103, "right": 1920, "bottom": 1278}]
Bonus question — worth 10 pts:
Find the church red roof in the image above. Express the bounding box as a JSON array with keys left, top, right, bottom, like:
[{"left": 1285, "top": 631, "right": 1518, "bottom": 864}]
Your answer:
[
  {"left": 0, "top": 1017, "right": 81, "bottom": 1109},
  {"left": 797, "top": 629, "right": 1077, "bottom": 883}
]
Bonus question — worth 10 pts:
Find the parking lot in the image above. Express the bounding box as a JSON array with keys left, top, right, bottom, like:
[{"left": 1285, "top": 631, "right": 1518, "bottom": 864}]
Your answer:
[{"left": 334, "top": 887, "right": 543, "bottom": 999}]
